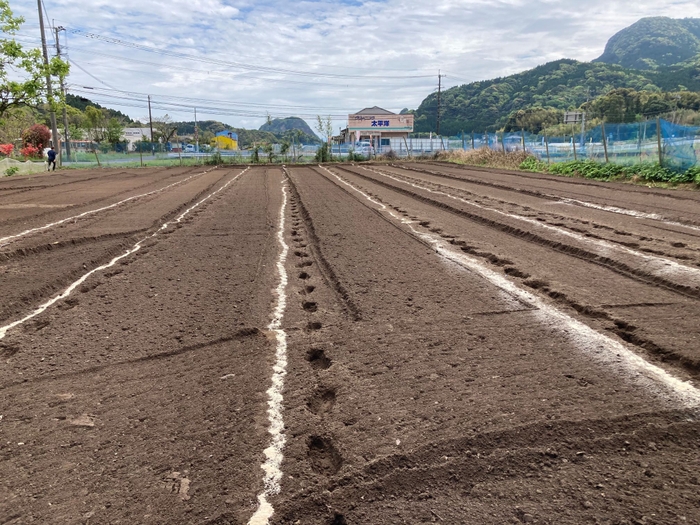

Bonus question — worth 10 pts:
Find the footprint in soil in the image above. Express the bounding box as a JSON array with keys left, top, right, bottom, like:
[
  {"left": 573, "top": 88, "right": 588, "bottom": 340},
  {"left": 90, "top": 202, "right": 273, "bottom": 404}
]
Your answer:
[
  {"left": 297, "top": 261, "right": 313, "bottom": 268},
  {"left": 295, "top": 251, "right": 309, "bottom": 258},
  {"left": 307, "top": 388, "right": 337, "bottom": 415},
  {"left": 307, "top": 348, "right": 332, "bottom": 370},
  {"left": 307, "top": 322, "right": 322, "bottom": 331},
  {"left": 299, "top": 272, "right": 311, "bottom": 280},
  {"left": 330, "top": 514, "right": 348, "bottom": 525},
  {"left": 302, "top": 301, "right": 318, "bottom": 312},
  {"left": 305, "top": 285, "right": 316, "bottom": 294},
  {"left": 307, "top": 436, "right": 343, "bottom": 475}
]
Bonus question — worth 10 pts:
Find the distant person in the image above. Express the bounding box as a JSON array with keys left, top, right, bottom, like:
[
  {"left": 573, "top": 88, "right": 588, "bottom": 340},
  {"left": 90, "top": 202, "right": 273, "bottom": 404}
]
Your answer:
[{"left": 47, "top": 147, "right": 57, "bottom": 171}]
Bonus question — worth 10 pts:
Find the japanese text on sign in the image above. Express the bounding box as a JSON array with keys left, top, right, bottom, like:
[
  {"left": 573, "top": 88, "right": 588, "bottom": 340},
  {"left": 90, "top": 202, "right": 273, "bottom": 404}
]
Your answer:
[{"left": 371, "top": 120, "right": 391, "bottom": 127}]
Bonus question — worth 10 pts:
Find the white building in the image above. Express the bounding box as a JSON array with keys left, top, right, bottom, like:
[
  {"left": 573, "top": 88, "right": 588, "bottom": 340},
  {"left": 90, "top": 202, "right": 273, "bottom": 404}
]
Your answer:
[{"left": 121, "top": 128, "right": 152, "bottom": 150}]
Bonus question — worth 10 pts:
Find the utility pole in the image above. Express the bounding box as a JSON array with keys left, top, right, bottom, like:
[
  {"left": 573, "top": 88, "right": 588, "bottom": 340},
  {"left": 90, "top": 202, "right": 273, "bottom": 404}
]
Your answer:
[
  {"left": 194, "top": 107, "right": 199, "bottom": 153},
  {"left": 148, "top": 95, "right": 154, "bottom": 150},
  {"left": 436, "top": 70, "right": 444, "bottom": 136},
  {"left": 55, "top": 26, "right": 70, "bottom": 159},
  {"left": 37, "top": 1, "right": 59, "bottom": 152}
]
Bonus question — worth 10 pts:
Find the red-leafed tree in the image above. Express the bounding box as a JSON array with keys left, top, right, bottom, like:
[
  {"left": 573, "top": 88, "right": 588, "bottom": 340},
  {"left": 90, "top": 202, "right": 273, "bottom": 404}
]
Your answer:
[{"left": 22, "top": 124, "right": 50, "bottom": 148}]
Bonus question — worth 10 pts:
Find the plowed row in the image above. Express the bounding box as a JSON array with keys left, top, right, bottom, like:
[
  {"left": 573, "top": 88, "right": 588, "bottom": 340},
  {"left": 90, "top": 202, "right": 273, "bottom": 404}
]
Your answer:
[{"left": 1, "top": 165, "right": 698, "bottom": 525}]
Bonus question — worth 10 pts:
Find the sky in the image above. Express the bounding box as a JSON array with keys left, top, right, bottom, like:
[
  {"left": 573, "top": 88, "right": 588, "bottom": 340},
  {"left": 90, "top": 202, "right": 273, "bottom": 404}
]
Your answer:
[{"left": 12, "top": 0, "right": 700, "bottom": 133}]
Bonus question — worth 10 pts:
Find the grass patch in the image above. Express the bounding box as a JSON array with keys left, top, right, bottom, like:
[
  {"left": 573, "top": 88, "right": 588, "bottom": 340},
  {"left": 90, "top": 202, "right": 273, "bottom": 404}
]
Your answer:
[
  {"left": 436, "top": 148, "right": 531, "bottom": 170},
  {"left": 520, "top": 157, "right": 699, "bottom": 187}
]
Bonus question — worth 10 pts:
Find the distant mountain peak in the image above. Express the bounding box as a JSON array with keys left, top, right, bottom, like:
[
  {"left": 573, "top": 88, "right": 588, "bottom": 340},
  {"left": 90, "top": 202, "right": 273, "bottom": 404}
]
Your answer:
[
  {"left": 259, "top": 116, "right": 318, "bottom": 138},
  {"left": 594, "top": 16, "right": 700, "bottom": 70}
]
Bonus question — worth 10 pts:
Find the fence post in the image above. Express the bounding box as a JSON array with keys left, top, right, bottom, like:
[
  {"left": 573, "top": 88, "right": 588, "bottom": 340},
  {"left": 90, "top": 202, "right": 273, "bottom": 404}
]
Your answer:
[
  {"left": 179, "top": 149, "right": 182, "bottom": 166},
  {"left": 94, "top": 149, "right": 101, "bottom": 167},
  {"left": 139, "top": 147, "right": 143, "bottom": 167},
  {"left": 521, "top": 129, "right": 526, "bottom": 152},
  {"left": 471, "top": 131, "right": 475, "bottom": 150},
  {"left": 601, "top": 121, "right": 609, "bottom": 163},
  {"left": 572, "top": 135, "right": 577, "bottom": 161},
  {"left": 501, "top": 133, "right": 506, "bottom": 153},
  {"left": 656, "top": 117, "right": 663, "bottom": 166},
  {"left": 544, "top": 134, "right": 550, "bottom": 165}
]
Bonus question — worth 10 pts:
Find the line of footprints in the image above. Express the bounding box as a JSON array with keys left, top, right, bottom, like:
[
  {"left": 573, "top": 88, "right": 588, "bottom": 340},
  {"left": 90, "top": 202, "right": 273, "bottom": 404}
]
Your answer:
[{"left": 288, "top": 196, "right": 345, "bottom": 488}]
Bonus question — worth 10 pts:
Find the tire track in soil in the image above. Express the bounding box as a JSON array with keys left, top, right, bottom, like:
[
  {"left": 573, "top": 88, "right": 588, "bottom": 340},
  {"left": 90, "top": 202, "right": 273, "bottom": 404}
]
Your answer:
[
  {"left": 0, "top": 167, "right": 249, "bottom": 341},
  {"left": 337, "top": 164, "right": 700, "bottom": 301}
]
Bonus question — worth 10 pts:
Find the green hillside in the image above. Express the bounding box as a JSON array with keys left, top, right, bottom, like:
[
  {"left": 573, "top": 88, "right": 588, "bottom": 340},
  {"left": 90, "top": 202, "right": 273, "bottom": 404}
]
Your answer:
[
  {"left": 594, "top": 17, "right": 700, "bottom": 70},
  {"left": 415, "top": 59, "right": 700, "bottom": 134},
  {"left": 259, "top": 117, "right": 317, "bottom": 137}
]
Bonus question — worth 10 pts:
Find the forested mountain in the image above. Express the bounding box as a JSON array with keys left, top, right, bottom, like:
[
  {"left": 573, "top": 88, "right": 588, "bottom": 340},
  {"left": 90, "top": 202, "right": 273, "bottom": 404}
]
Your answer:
[
  {"left": 66, "top": 94, "right": 134, "bottom": 123},
  {"left": 175, "top": 120, "right": 319, "bottom": 147},
  {"left": 413, "top": 17, "right": 700, "bottom": 135},
  {"left": 595, "top": 17, "right": 700, "bottom": 70},
  {"left": 259, "top": 117, "right": 317, "bottom": 137}
]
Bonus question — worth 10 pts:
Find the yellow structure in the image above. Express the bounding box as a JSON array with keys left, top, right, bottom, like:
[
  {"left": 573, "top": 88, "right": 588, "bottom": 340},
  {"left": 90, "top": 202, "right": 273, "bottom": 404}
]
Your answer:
[{"left": 213, "top": 130, "right": 238, "bottom": 150}]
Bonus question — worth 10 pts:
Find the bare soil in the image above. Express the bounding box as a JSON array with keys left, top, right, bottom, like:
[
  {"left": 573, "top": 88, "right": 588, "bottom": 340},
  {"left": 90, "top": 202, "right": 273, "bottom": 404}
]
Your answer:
[{"left": 1, "top": 164, "right": 699, "bottom": 525}]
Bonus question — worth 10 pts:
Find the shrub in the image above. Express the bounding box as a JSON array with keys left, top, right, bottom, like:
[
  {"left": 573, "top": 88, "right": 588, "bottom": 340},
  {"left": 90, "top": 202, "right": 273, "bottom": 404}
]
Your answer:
[
  {"left": 315, "top": 143, "right": 330, "bottom": 163},
  {"left": 0, "top": 143, "right": 14, "bottom": 157},
  {"left": 4, "top": 166, "right": 19, "bottom": 176},
  {"left": 20, "top": 145, "right": 42, "bottom": 159},
  {"left": 206, "top": 152, "right": 223, "bottom": 165},
  {"left": 22, "top": 124, "right": 51, "bottom": 148}
]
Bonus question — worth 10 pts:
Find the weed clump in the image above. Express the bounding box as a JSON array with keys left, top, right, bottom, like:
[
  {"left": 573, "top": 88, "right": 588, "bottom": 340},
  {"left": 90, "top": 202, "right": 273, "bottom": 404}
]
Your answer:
[{"left": 436, "top": 148, "right": 531, "bottom": 170}]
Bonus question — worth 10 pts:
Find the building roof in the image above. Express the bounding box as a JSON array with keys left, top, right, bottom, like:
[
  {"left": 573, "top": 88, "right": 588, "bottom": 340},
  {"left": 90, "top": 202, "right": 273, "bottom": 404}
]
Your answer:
[
  {"left": 215, "top": 130, "right": 238, "bottom": 139},
  {"left": 353, "top": 106, "right": 396, "bottom": 116}
]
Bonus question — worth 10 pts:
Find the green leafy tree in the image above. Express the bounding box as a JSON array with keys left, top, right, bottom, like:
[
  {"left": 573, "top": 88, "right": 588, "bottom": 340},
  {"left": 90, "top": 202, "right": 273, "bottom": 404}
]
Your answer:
[
  {"left": 0, "top": 1, "right": 69, "bottom": 119},
  {"left": 105, "top": 117, "right": 123, "bottom": 146},
  {"left": 84, "top": 106, "right": 106, "bottom": 144}
]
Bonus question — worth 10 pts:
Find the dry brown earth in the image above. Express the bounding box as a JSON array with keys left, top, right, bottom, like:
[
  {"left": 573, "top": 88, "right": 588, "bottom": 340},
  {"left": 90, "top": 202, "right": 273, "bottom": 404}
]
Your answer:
[{"left": 1, "top": 164, "right": 699, "bottom": 525}]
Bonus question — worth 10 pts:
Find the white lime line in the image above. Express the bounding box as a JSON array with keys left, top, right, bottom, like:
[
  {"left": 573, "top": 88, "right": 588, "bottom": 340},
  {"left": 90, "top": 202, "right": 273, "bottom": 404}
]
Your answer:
[
  {"left": 322, "top": 165, "right": 700, "bottom": 408},
  {"left": 249, "top": 179, "right": 290, "bottom": 525},
  {"left": 0, "top": 168, "right": 248, "bottom": 341},
  {"left": 363, "top": 166, "right": 700, "bottom": 286},
  {"left": 0, "top": 167, "right": 216, "bottom": 248},
  {"left": 559, "top": 198, "right": 700, "bottom": 234}
]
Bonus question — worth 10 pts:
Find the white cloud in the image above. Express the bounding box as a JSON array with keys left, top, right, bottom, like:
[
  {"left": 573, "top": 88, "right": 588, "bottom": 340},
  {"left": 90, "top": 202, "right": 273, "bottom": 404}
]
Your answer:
[{"left": 12, "top": 0, "right": 700, "bottom": 131}]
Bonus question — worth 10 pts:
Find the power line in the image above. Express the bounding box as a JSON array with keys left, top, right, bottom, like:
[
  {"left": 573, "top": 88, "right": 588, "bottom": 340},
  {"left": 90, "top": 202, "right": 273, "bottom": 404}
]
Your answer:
[
  {"left": 66, "top": 28, "right": 436, "bottom": 80},
  {"left": 68, "top": 59, "right": 117, "bottom": 90},
  {"left": 66, "top": 48, "right": 436, "bottom": 89}
]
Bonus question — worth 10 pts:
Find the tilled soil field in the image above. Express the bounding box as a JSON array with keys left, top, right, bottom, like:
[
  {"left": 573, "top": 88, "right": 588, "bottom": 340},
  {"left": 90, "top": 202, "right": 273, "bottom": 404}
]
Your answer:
[{"left": 1, "top": 164, "right": 699, "bottom": 525}]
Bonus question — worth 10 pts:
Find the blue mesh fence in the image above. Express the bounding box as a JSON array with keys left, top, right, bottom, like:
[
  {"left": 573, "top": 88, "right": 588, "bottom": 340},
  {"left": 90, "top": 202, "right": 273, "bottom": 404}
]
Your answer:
[{"left": 439, "top": 119, "right": 699, "bottom": 171}]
